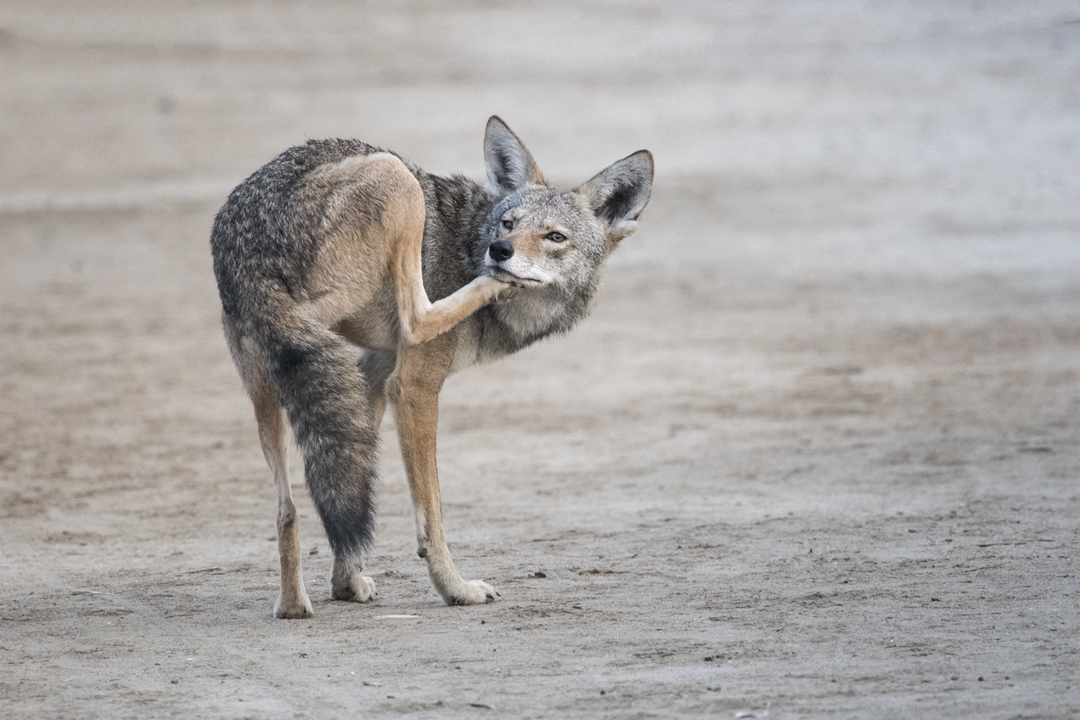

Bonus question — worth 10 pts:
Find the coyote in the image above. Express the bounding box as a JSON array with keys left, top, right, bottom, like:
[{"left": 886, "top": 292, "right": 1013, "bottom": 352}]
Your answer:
[{"left": 210, "top": 117, "right": 652, "bottom": 618}]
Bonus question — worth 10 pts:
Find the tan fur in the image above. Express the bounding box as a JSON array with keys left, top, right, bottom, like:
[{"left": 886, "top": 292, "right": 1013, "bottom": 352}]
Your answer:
[
  {"left": 298, "top": 154, "right": 508, "bottom": 347},
  {"left": 385, "top": 332, "right": 500, "bottom": 604},
  {"left": 251, "top": 381, "right": 314, "bottom": 619},
  {"left": 250, "top": 153, "right": 509, "bottom": 613},
  {"left": 213, "top": 120, "right": 653, "bottom": 617}
]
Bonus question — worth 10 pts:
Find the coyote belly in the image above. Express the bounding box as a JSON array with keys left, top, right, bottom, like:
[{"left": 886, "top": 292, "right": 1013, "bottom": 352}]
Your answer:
[{"left": 210, "top": 117, "right": 652, "bottom": 618}]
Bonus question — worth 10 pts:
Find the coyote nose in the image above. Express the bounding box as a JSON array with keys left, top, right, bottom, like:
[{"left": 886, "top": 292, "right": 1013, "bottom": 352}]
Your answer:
[{"left": 489, "top": 240, "right": 514, "bottom": 262}]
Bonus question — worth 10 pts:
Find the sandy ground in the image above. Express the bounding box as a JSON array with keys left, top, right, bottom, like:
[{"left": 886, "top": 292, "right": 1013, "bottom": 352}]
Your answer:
[{"left": 2, "top": 2, "right": 1079, "bottom": 718}]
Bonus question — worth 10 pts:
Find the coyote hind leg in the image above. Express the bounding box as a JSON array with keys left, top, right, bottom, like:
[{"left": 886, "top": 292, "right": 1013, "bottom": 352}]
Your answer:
[
  {"left": 252, "top": 383, "right": 314, "bottom": 619},
  {"left": 375, "top": 153, "right": 509, "bottom": 347},
  {"left": 328, "top": 350, "right": 394, "bottom": 603},
  {"left": 324, "top": 371, "right": 380, "bottom": 604}
]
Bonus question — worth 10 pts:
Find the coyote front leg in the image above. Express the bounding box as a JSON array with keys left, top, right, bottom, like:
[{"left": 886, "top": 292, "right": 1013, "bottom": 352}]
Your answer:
[{"left": 387, "top": 337, "right": 498, "bottom": 605}]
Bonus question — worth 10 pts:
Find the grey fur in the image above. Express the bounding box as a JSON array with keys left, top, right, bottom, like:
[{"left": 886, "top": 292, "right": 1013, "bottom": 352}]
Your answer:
[{"left": 210, "top": 117, "right": 652, "bottom": 606}]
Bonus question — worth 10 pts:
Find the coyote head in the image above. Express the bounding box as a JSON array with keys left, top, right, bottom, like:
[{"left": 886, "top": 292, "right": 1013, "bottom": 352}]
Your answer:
[{"left": 479, "top": 116, "right": 653, "bottom": 338}]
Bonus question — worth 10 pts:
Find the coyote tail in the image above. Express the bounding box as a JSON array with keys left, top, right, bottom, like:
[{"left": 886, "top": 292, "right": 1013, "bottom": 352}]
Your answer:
[{"left": 258, "top": 300, "right": 378, "bottom": 566}]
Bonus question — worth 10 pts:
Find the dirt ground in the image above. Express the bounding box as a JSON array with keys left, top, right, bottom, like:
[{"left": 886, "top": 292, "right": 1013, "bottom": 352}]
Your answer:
[{"left": 2, "top": 2, "right": 1079, "bottom": 718}]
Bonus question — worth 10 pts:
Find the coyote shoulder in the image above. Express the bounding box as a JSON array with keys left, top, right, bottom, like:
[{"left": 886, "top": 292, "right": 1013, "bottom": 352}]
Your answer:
[{"left": 210, "top": 117, "right": 653, "bottom": 617}]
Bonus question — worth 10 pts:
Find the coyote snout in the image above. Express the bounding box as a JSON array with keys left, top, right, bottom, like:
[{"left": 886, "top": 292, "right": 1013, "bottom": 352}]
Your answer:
[
  {"left": 488, "top": 239, "right": 514, "bottom": 261},
  {"left": 485, "top": 239, "right": 543, "bottom": 286}
]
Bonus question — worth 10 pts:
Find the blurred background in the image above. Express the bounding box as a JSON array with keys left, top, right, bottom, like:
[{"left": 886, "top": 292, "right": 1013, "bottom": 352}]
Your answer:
[
  {"left": 2, "top": 2, "right": 1079, "bottom": 717},
  {"left": 5, "top": 2, "right": 1079, "bottom": 221},
  {"left": 4, "top": 2, "right": 1079, "bottom": 307}
]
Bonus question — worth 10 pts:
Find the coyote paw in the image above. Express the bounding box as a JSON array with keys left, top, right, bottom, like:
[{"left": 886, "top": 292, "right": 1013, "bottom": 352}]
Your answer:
[
  {"left": 443, "top": 579, "right": 500, "bottom": 606},
  {"left": 274, "top": 595, "right": 314, "bottom": 619},
  {"left": 494, "top": 285, "right": 519, "bottom": 303},
  {"left": 331, "top": 572, "right": 377, "bottom": 603}
]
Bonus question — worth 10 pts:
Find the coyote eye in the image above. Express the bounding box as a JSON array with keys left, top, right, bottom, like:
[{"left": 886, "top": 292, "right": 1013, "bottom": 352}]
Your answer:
[
  {"left": 501, "top": 219, "right": 514, "bottom": 231},
  {"left": 545, "top": 231, "right": 566, "bottom": 243}
]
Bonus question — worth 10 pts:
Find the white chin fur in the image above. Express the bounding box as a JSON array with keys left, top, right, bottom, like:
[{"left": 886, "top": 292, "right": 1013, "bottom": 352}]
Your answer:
[{"left": 485, "top": 256, "right": 554, "bottom": 286}]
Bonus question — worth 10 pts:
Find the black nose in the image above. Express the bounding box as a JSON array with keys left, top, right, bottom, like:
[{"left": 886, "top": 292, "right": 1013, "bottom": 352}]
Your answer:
[{"left": 489, "top": 240, "right": 514, "bottom": 262}]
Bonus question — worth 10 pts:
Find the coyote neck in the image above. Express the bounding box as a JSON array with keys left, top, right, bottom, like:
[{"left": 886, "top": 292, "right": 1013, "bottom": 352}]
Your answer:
[{"left": 412, "top": 168, "right": 496, "bottom": 300}]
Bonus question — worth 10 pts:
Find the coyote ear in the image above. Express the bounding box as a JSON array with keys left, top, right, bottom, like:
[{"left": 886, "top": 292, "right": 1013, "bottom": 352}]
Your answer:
[
  {"left": 577, "top": 150, "right": 654, "bottom": 243},
  {"left": 484, "top": 116, "right": 544, "bottom": 196}
]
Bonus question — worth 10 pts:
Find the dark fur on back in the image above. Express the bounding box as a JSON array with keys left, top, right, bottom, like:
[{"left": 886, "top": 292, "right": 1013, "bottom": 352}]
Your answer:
[
  {"left": 212, "top": 139, "right": 383, "bottom": 319},
  {"left": 211, "top": 140, "right": 387, "bottom": 562}
]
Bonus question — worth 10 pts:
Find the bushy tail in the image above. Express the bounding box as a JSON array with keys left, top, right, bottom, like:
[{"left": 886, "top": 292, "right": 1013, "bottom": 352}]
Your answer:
[{"left": 261, "top": 314, "right": 378, "bottom": 565}]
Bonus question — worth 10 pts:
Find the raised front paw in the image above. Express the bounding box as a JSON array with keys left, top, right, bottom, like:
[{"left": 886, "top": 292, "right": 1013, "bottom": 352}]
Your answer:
[
  {"left": 493, "top": 284, "right": 519, "bottom": 303},
  {"left": 443, "top": 579, "right": 500, "bottom": 606},
  {"left": 476, "top": 275, "right": 519, "bottom": 303}
]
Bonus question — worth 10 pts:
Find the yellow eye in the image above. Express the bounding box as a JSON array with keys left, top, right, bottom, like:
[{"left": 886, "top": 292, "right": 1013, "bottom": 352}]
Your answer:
[{"left": 545, "top": 231, "right": 566, "bottom": 243}]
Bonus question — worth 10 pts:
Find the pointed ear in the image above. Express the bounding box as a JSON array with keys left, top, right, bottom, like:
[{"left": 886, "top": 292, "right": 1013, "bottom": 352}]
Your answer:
[
  {"left": 576, "top": 150, "right": 654, "bottom": 243},
  {"left": 484, "top": 116, "right": 544, "bottom": 196}
]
